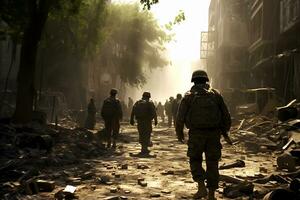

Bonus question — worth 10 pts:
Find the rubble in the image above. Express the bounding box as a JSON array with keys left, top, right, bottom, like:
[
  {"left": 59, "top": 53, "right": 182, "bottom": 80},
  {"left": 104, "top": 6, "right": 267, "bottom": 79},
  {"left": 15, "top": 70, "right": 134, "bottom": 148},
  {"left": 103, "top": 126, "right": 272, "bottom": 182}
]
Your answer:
[
  {"left": 223, "top": 182, "right": 254, "bottom": 198},
  {"left": 219, "top": 159, "right": 245, "bottom": 170}
]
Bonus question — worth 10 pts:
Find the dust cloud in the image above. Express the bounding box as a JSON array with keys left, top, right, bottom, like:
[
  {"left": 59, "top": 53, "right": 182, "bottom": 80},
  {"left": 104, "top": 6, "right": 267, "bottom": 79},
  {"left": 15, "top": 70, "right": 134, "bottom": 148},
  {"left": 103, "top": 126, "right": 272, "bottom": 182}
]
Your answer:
[{"left": 123, "top": 0, "right": 210, "bottom": 103}]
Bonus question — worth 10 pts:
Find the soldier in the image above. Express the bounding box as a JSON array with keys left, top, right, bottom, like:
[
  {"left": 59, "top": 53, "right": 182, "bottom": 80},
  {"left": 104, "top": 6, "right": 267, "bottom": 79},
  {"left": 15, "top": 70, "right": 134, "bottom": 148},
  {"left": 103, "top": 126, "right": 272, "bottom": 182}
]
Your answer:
[
  {"left": 176, "top": 70, "right": 232, "bottom": 200},
  {"left": 172, "top": 93, "right": 182, "bottom": 127},
  {"left": 165, "top": 97, "right": 174, "bottom": 127},
  {"left": 130, "top": 92, "right": 158, "bottom": 155},
  {"left": 85, "top": 98, "right": 96, "bottom": 129},
  {"left": 156, "top": 102, "right": 165, "bottom": 123},
  {"left": 101, "top": 89, "right": 123, "bottom": 148}
]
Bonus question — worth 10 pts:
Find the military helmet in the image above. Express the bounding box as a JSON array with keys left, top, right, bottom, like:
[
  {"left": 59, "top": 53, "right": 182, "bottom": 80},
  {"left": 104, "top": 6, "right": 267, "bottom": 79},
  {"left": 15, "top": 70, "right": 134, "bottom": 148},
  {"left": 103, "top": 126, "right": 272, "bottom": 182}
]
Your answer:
[
  {"left": 142, "top": 91, "right": 151, "bottom": 98},
  {"left": 176, "top": 93, "right": 182, "bottom": 99},
  {"left": 191, "top": 70, "right": 209, "bottom": 82},
  {"left": 110, "top": 88, "right": 118, "bottom": 95}
]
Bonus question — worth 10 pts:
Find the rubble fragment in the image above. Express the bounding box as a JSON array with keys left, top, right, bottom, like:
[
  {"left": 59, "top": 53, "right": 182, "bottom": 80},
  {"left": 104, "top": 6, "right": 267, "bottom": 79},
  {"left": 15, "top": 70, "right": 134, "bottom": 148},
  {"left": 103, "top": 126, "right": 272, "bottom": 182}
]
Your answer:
[{"left": 219, "top": 159, "right": 245, "bottom": 170}]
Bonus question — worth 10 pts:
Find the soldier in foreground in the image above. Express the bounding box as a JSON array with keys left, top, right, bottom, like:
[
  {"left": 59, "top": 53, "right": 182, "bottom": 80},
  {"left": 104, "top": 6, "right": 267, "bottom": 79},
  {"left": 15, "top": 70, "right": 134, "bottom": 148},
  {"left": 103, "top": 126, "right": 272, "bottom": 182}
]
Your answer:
[
  {"left": 176, "top": 70, "right": 232, "bottom": 200},
  {"left": 130, "top": 92, "right": 158, "bottom": 155},
  {"left": 101, "top": 89, "right": 123, "bottom": 148}
]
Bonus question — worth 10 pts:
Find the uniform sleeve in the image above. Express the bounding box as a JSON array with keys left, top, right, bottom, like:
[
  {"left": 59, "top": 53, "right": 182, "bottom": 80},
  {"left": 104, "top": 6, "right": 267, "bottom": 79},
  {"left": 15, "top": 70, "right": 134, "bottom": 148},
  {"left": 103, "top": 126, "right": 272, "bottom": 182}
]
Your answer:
[
  {"left": 175, "top": 96, "right": 190, "bottom": 139},
  {"left": 216, "top": 92, "right": 231, "bottom": 133},
  {"left": 150, "top": 102, "right": 158, "bottom": 121}
]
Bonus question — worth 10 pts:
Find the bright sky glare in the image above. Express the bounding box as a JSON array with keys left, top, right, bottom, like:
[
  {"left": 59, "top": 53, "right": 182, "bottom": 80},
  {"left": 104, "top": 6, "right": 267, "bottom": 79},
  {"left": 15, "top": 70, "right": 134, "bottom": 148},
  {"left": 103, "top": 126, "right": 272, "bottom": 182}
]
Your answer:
[{"left": 113, "top": 0, "right": 211, "bottom": 102}]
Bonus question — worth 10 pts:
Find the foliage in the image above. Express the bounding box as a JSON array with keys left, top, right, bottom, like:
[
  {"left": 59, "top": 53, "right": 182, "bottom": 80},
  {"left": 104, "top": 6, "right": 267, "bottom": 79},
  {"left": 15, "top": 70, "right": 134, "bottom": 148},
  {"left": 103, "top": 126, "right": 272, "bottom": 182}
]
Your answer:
[
  {"left": 140, "top": 0, "right": 159, "bottom": 10},
  {"left": 165, "top": 10, "right": 186, "bottom": 31},
  {"left": 0, "top": 0, "right": 84, "bottom": 42},
  {"left": 99, "top": 3, "right": 169, "bottom": 86}
]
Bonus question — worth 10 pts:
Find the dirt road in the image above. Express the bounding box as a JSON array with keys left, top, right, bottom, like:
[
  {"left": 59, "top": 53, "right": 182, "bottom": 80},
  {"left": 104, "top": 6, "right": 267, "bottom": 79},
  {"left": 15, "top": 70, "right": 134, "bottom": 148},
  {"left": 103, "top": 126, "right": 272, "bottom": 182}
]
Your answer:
[{"left": 22, "top": 123, "right": 278, "bottom": 200}]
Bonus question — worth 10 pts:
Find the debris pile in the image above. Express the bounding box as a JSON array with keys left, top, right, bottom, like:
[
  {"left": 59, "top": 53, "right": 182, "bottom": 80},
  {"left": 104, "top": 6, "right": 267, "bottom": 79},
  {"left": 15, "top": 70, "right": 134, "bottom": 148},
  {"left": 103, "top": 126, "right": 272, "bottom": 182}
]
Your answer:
[
  {"left": 218, "top": 100, "right": 300, "bottom": 199},
  {"left": 0, "top": 120, "right": 106, "bottom": 199}
]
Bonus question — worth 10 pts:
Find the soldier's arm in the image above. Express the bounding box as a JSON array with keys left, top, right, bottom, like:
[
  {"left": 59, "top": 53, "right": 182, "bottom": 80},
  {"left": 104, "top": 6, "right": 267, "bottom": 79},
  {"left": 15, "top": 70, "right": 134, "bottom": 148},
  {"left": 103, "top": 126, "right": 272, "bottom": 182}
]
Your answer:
[
  {"left": 151, "top": 102, "right": 158, "bottom": 125},
  {"left": 175, "top": 96, "right": 189, "bottom": 140}
]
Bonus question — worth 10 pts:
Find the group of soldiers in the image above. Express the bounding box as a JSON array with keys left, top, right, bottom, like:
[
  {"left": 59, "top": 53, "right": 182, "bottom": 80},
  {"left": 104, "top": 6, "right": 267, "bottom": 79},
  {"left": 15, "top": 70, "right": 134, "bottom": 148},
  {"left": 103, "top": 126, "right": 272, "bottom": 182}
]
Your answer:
[{"left": 85, "top": 70, "right": 232, "bottom": 200}]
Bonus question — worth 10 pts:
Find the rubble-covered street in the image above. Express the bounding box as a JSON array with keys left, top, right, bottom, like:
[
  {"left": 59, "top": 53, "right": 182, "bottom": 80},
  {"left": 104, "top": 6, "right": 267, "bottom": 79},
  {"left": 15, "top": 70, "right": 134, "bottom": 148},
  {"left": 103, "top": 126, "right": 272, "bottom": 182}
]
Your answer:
[{"left": 1, "top": 114, "right": 300, "bottom": 200}]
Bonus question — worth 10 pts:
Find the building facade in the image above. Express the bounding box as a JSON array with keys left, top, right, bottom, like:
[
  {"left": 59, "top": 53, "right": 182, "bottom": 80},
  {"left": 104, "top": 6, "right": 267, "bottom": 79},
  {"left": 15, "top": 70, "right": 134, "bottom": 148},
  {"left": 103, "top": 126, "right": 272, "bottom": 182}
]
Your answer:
[{"left": 208, "top": 0, "right": 250, "bottom": 91}]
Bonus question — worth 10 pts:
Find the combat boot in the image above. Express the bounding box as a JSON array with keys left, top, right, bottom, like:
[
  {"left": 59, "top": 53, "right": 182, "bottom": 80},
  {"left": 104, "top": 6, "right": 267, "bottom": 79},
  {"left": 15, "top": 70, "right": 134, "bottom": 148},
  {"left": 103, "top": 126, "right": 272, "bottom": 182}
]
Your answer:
[
  {"left": 193, "top": 181, "right": 207, "bottom": 199},
  {"left": 208, "top": 189, "right": 216, "bottom": 200}
]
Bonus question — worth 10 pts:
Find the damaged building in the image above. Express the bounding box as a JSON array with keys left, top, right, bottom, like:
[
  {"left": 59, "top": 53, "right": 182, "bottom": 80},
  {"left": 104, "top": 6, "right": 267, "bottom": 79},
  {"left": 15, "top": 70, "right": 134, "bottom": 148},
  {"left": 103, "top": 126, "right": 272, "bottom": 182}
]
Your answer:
[{"left": 208, "top": 0, "right": 300, "bottom": 104}]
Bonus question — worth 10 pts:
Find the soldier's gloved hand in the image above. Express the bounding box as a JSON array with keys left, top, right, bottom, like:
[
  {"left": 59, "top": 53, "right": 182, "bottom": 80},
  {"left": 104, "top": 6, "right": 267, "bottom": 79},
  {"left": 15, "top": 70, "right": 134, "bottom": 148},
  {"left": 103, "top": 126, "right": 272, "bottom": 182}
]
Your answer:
[{"left": 223, "top": 134, "right": 233, "bottom": 145}]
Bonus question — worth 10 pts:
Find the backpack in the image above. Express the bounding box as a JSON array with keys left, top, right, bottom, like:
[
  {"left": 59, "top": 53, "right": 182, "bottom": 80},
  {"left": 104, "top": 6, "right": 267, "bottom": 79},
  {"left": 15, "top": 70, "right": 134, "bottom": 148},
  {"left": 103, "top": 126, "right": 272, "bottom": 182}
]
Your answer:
[
  {"left": 101, "top": 98, "right": 118, "bottom": 119},
  {"left": 134, "top": 100, "right": 154, "bottom": 120},
  {"left": 186, "top": 89, "right": 222, "bottom": 129}
]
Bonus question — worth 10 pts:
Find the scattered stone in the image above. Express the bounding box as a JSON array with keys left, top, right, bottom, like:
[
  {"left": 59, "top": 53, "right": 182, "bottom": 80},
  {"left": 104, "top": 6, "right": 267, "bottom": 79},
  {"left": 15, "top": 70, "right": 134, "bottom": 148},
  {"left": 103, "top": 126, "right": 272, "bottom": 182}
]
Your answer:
[
  {"left": 98, "top": 175, "right": 111, "bottom": 184},
  {"left": 124, "top": 190, "right": 131, "bottom": 194},
  {"left": 36, "top": 179, "right": 55, "bottom": 192},
  {"left": 150, "top": 193, "right": 161, "bottom": 197},
  {"left": 81, "top": 171, "right": 93, "bottom": 180},
  {"left": 259, "top": 167, "right": 268, "bottom": 173},
  {"left": 103, "top": 196, "right": 120, "bottom": 200},
  {"left": 107, "top": 166, "right": 114, "bottom": 170},
  {"left": 161, "top": 190, "right": 171, "bottom": 194},
  {"left": 121, "top": 164, "right": 128, "bottom": 170},
  {"left": 110, "top": 187, "right": 118, "bottom": 193},
  {"left": 223, "top": 182, "right": 254, "bottom": 198},
  {"left": 161, "top": 170, "right": 174, "bottom": 175},
  {"left": 23, "top": 178, "right": 39, "bottom": 195},
  {"left": 219, "top": 159, "right": 245, "bottom": 170},
  {"left": 263, "top": 188, "right": 296, "bottom": 200},
  {"left": 137, "top": 178, "right": 147, "bottom": 187},
  {"left": 137, "top": 164, "right": 149, "bottom": 169},
  {"left": 114, "top": 174, "right": 121, "bottom": 178},
  {"left": 277, "top": 153, "right": 297, "bottom": 172}
]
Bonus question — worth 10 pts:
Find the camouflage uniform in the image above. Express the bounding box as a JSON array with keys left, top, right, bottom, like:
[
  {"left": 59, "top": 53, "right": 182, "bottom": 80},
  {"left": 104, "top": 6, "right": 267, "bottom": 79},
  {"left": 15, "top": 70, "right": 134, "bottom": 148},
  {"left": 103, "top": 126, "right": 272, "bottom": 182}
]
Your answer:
[
  {"left": 176, "top": 83, "right": 231, "bottom": 190},
  {"left": 130, "top": 95, "right": 157, "bottom": 154},
  {"left": 101, "top": 96, "right": 123, "bottom": 148}
]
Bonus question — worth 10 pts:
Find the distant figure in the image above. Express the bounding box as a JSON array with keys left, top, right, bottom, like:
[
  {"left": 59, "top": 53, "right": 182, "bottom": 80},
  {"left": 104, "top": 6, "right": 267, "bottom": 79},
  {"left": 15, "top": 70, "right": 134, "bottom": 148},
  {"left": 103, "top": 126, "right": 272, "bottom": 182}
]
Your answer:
[
  {"left": 130, "top": 92, "right": 158, "bottom": 155},
  {"left": 128, "top": 97, "right": 134, "bottom": 111},
  {"left": 85, "top": 98, "right": 96, "bottom": 129},
  {"left": 172, "top": 93, "right": 182, "bottom": 127},
  {"left": 176, "top": 70, "right": 232, "bottom": 200},
  {"left": 156, "top": 102, "right": 165, "bottom": 123},
  {"left": 121, "top": 100, "right": 128, "bottom": 120},
  {"left": 101, "top": 89, "right": 123, "bottom": 148},
  {"left": 165, "top": 97, "right": 174, "bottom": 127}
]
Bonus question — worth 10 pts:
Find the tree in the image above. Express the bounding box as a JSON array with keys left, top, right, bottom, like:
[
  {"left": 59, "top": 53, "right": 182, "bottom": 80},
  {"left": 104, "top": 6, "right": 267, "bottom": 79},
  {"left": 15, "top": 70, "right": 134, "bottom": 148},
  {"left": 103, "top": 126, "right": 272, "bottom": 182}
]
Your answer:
[
  {"left": 0, "top": 0, "right": 88, "bottom": 123},
  {"left": 37, "top": 0, "right": 107, "bottom": 108},
  {"left": 0, "top": 0, "right": 165, "bottom": 123},
  {"left": 98, "top": 3, "right": 169, "bottom": 86}
]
